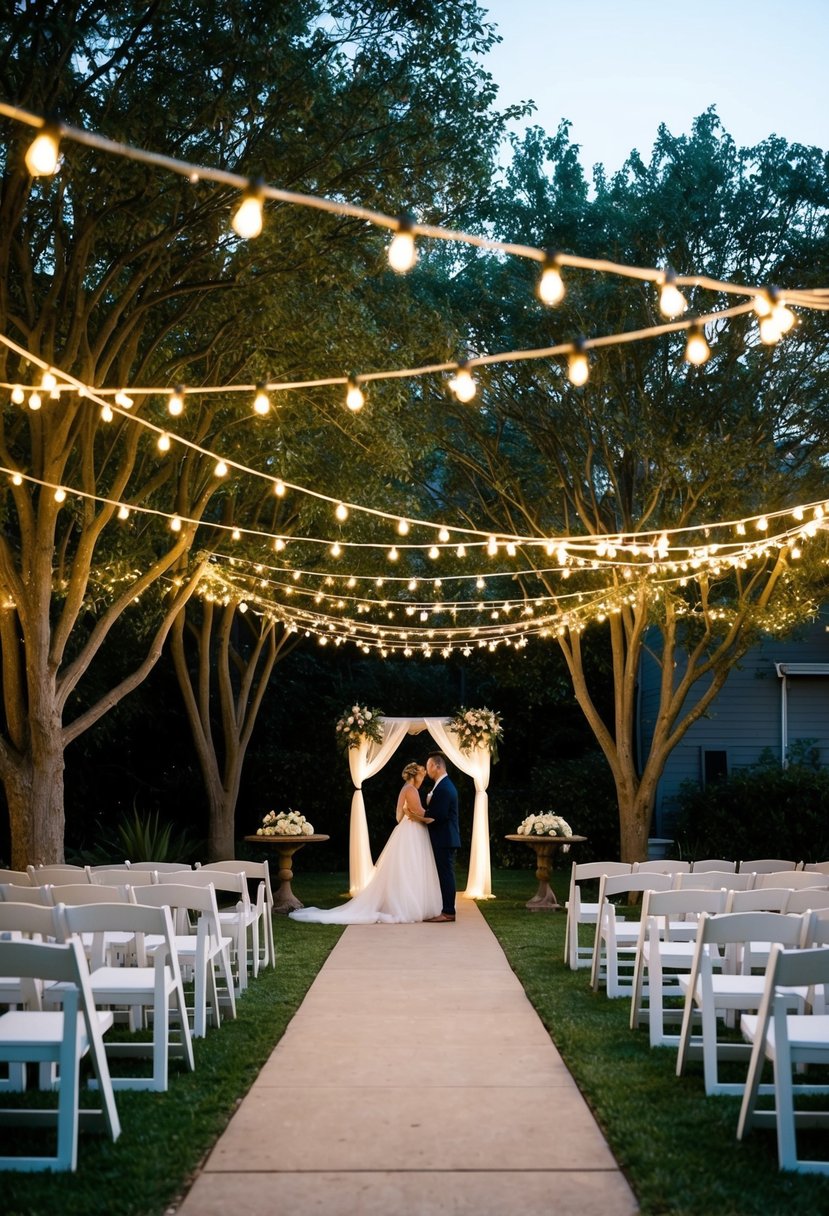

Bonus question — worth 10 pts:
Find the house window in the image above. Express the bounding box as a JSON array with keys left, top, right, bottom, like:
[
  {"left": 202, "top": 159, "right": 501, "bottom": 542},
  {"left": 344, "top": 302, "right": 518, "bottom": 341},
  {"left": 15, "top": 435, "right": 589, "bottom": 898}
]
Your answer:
[{"left": 701, "top": 749, "right": 728, "bottom": 786}]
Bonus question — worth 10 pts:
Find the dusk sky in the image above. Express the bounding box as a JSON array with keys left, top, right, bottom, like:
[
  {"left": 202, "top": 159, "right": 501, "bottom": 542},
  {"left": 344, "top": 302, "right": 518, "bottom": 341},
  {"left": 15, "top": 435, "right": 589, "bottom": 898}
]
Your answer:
[{"left": 481, "top": 0, "right": 828, "bottom": 174}]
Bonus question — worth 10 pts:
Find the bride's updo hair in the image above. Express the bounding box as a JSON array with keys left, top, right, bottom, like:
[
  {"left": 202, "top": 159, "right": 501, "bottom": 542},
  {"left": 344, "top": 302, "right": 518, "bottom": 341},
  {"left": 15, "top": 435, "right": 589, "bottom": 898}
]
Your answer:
[{"left": 401, "top": 760, "right": 422, "bottom": 781}]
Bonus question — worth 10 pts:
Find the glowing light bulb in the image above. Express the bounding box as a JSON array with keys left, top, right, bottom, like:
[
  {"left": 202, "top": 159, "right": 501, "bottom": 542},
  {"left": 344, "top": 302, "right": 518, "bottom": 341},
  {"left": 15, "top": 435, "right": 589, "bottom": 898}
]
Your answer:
[
  {"left": 448, "top": 364, "right": 477, "bottom": 403},
  {"left": 567, "top": 347, "right": 589, "bottom": 386},
  {"left": 25, "top": 127, "right": 61, "bottom": 176},
  {"left": 11, "top": 473, "right": 22, "bottom": 485},
  {"left": 170, "top": 515, "right": 182, "bottom": 532},
  {"left": 388, "top": 216, "right": 417, "bottom": 273},
  {"left": 117, "top": 505, "right": 130, "bottom": 520},
  {"left": 757, "top": 516, "right": 768, "bottom": 531},
  {"left": 397, "top": 519, "right": 410, "bottom": 536},
  {"left": 115, "top": 390, "right": 133, "bottom": 408},
  {"left": 659, "top": 273, "right": 687, "bottom": 318},
  {"left": 429, "top": 546, "right": 439, "bottom": 559},
  {"left": 345, "top": 376, "right": 365, "bottom": 412},
  {"left": 11, "top": 385, "right": 24, "bottom": 405},
  {"left": 537, "top": 256, "right": 565, "bottom": 305},
  {"left": 157, "top": 432, "right": 171, "bottom": 452},
  {"left": 274, "top": 479, "right": 285, "bottom": 497},
  {"left": 335, "top": 503, "right": 348, "bottom": 522},
  {"left": 231, "top": 527, "right": 241, "bottom": 540},
  {"left": 100, "top": 403, "right": 113, "bottom": 422},
  {"left": 759, "top": 314, "right": 782, "bottom": 345},
  {"left": 753, "top": 293, "right": 773, "bottom": 317},
  {"left": 168, "top": 386, "right": 184, "bottom": 416},
  {"left": 330, "top": 542, "right": 342, "bottom": 557},
  {"left": 456, "top": 544, "right": 466, "bottom": 558},
  {"left": 28, "top": 391, "right": 42, "bottom": 410},
  {"left": 388, "top": 546, "right": 399, "bottom": 562},
  {"left": 253, "top": 384, "right": 270, "bottom": 415},
  {"left": 772, "top": 302, "right": 795, "bottom": 334},
  {"left": 41, "top": 371, "right": 57, "bottom": 392},
  {"left": 438, "top": 527, "right": 450, "bottom": 543},
  {"left": 53, "top": 487, "right": 66, "bottom": 503},
  {"left": 238, "top": 601, "right": 248, "bottom": 614},
  {"left": 487, "top": 535, "right": 498, "bottom": 556},
  {"left": 231, "top": 184, "right": 264, "bottom": 239},
  {"left": 215, "top": 460, "right": 228, "bottom": 477},
  {"left": 685, "top": 327, "right": 710, "bottom": 365},
  {"left": 476, "top": 577, "right": 485, "bottom": 590},
  {"left": 274, "top": 537, "right": 286, "bottom": 551}
]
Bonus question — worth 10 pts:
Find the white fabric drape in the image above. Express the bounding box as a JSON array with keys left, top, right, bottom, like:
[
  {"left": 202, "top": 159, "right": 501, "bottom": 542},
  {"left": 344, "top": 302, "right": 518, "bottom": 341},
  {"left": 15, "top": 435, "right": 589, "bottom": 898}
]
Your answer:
[
  {"left": 347, "top": 719, "right": 410, "bottom": 893},
  {"left": 346, "top": 716, "right": 492, "bottom": 899}
]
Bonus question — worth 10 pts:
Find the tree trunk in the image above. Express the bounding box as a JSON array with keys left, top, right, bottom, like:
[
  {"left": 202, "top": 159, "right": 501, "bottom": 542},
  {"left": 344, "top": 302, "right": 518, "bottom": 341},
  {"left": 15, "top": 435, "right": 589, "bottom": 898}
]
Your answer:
[
  {"left": 205, "top": 773, "right": 243, "bottom": 861},
  {"left": 5, "top": 735, "right": 66, "bottom": 869}
]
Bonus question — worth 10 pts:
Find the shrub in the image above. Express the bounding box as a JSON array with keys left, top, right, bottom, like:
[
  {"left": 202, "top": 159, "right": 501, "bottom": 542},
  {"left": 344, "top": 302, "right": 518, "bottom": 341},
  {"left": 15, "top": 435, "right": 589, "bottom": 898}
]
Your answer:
[{"left": 673, "top": 742, "right": 829, "bottom": 863}]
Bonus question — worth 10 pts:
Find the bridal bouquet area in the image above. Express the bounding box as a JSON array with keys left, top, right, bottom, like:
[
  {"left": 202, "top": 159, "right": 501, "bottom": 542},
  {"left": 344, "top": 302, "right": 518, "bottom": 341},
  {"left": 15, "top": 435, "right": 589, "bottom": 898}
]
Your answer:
[
  {"left": 515, "top": 813, "right": 573, "bottom": 839},
  {"left": 257, "top": 809, "right": 315, "bottom": 837}
]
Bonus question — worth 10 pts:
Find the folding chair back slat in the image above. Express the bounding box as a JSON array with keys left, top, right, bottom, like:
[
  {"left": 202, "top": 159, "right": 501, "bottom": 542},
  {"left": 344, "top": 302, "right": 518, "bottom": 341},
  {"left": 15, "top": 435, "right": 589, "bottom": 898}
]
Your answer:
[
  {"left": 739, "top": 859, "right": 801, "bottom": 874},
  {"left": 564, "top": 861, "right": 632, "bottom": 971},
  {"left": 692, "top": 859, "right": 737, "bottom": 873}
]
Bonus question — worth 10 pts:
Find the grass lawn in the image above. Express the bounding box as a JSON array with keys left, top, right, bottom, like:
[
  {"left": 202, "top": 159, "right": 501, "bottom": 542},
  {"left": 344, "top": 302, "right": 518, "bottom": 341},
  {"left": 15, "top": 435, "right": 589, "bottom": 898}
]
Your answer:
[{"left": 4, "top": 867, "right": 829, "bottom": 1215}]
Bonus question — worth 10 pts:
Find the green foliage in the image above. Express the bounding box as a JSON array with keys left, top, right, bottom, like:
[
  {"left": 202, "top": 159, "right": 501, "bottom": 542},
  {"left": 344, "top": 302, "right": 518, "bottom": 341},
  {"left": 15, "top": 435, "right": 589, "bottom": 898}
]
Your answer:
[
  {"left": 109, "top": 808, "right": 200, "bottom": 865},
  {"left": 673, "top": 741, "right": 829, "bottom": 862}
]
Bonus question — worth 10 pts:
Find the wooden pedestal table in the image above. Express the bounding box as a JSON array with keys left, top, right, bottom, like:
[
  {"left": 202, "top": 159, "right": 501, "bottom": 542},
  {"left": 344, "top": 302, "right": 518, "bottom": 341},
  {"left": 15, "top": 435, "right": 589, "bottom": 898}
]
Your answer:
[
  {"left": 244, "top": 834, "right": 330, "bottom": 913},
  {"left": 504, "top": 834, "right": 587, "bottom": 910}
]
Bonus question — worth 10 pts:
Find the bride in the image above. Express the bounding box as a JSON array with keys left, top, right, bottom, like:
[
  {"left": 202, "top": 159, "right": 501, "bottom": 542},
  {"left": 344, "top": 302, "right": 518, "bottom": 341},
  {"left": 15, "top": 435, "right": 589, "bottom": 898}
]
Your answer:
[{"left": 289, "top": 761, "right": 443, "bottom": 924}]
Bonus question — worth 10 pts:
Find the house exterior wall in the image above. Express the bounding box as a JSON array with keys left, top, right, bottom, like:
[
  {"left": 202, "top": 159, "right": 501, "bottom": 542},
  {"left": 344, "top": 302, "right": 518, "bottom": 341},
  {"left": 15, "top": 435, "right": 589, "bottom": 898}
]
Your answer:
[{"left": 639, "top": 610, "right": 829, "bottom": 835}]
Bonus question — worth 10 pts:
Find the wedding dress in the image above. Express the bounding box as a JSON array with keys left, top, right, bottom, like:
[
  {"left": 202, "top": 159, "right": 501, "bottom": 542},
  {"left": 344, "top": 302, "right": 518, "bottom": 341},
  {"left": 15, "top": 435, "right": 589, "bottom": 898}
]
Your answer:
[{"left": 290, "top": 802, "right": 442, "bottom": 925}]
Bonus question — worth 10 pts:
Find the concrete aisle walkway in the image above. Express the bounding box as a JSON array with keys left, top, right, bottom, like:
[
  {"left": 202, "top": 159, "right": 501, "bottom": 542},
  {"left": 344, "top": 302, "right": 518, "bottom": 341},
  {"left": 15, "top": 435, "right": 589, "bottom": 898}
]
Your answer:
[{"left": 178, "top": 899, "right": 638, "bottom": 1216}]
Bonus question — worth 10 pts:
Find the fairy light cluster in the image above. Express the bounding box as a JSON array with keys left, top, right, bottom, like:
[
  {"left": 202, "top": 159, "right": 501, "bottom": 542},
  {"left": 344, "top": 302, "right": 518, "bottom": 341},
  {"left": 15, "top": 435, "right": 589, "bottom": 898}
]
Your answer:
[{"left": 3, "top": 106, "right": 829, "bottom": 660}]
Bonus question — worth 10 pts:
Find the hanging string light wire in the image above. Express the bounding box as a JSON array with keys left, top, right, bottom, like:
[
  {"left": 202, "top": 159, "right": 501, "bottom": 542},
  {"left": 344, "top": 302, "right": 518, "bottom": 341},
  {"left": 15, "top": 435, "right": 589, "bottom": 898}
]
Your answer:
[{"left": 2, "top": 101, "right": 827, "bottom": 312}]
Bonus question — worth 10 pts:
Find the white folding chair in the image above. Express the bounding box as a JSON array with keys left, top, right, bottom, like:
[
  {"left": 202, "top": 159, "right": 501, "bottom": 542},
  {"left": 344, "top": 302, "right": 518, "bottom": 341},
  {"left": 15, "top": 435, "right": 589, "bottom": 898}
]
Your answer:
[
  {"left": 0, "top": 869, "right": 31, "bottom": 886},
  {"left": 27, "top": 865, "right": 91, "bottom": 885},
  {"left": 0, "top": 903, "right": 60, "bottom": 1089},
  {"left": 57, "top": 902, "right": 194, "bottom": 1092},
  {"left": 564, "top": 861, "right": 632, "bottom": 971},
  {"left": 738, "top": 943, "right": 829, "bottom": 1172},
  {"left": 674, "top": 871, "right": 754, "bottom": 892},
  {"left": 126, "top": 861, "right": 192, "bottom": 873},
  {"left": 785, "top": 889, "right": 829, "bottom": 917},
  {"left": 755, "top": 872, "right": 829, "bottom": 891},
  {"left": 0, "top": 884, "right": 52, "bottom": 905},
  {"left": 633, "top": 860, "right": 691, "bottom": 875},
  {"left": 0, "top": 937, "right": 120, "bottom": 1171},
  {"left": 803, "top": 862, "right": 829, "bottom": 874},
  {"left": 91, "top": 868, "right": 156, "bottom": 888},
  {"left": 740, "top": 859, "right": 802, "bottom": 874},
  {"left": 676, "top": 911, "right": 807, "bottom": 1095},
  {"left": 198, "top": 860, "right": 274, "bottom": 970},
  {"left": 590, "top": 872, "right": 672, "bottom": 997},
  {"left": 159, "top": 870, "right": 254, "bottom": 993},
  {"left": 629, "top": 887, "right": 727, "bottom": 1047},
  {"left": 692, "top": 859, "right": 737, "bottom": 873},
  {"left": 726, "top": 888, "right": 793, "bottom": 914},
  {"left": 136, "top": 883, "right": 236, "bottom": 1037}
]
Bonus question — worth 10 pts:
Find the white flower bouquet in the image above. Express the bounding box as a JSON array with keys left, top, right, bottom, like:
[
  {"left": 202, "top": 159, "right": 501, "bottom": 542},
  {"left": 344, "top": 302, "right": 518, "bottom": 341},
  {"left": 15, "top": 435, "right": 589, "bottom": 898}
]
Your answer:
[
  {"left": 450, "top": 706, "right": 503, "bottom": 761},
  {"left": 516, "top": 813, "right": 573, "bottom": 839},
  {"left": 257, "top": 809, "right": 314, "bottom": 837},
  {"left": 335, "top": 703, "right": 384, "bottom": 751}
]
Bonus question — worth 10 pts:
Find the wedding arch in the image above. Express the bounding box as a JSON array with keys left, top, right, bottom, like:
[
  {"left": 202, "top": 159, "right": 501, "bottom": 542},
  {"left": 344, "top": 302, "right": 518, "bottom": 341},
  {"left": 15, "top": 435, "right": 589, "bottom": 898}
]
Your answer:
[{"left": 346, "top": 716, "right": 493, "bottom": 900}]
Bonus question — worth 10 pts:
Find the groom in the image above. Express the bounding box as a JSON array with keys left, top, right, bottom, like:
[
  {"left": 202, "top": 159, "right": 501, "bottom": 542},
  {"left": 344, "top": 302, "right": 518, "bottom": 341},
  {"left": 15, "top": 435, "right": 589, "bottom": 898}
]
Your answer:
[{"left": 424, "top": 752, "right": 460, "bottom": 922}]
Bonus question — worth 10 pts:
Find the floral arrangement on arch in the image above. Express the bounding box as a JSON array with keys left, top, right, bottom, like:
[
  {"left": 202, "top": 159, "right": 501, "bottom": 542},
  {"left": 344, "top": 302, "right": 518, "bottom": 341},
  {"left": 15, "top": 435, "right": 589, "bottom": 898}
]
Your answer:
[
  {"left": 257, "top": 809, "right": 314, "bottom": 837},
  {"left": 449, "top": 706, "right": 503, "bottom": 762},
  {"left": 516, "top": 813, "right": 573, "bottom": 841},
  {"left": 335, "top": 703, "right": 384, "bottom": 751}
]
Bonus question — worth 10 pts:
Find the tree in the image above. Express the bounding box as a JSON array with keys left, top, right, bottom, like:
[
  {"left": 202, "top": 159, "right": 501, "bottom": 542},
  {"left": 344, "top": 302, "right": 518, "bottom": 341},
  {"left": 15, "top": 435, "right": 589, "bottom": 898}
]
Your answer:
[
  {"left": 0, "top": 0, "right": 519, "bottom": 865},
  {"left": 410, "top": 114, "right": 829, "bottom": 861}
]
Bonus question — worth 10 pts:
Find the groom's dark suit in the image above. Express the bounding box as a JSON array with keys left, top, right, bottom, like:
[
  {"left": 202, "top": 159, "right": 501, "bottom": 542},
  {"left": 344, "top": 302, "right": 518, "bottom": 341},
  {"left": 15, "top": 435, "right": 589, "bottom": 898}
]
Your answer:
[{"left": 427, "top": 774, "right": 460, "bottom": 916}]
